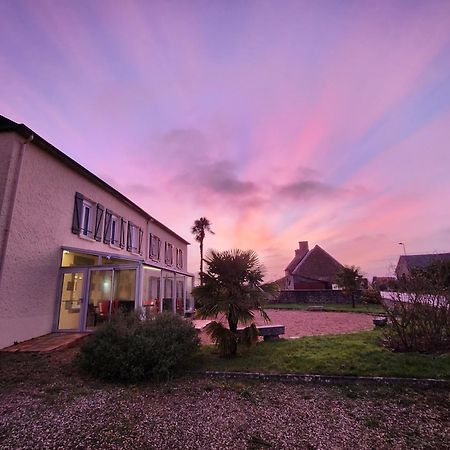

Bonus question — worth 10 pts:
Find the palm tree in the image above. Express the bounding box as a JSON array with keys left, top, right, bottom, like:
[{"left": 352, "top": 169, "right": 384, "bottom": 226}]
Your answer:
[
  {"left": 193, "top": 249, "right": 276, "bottom": 357},
  {"left": 336, "top": 265, "right": 363, "bottom": 308},
  {"left": 191, "top": 217, "right": 215, "bottom": 284}
]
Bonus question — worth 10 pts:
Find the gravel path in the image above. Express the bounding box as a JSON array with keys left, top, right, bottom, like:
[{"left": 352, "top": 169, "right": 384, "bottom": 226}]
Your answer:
[
  {"left": 1, "top": 344, "right": 449, "bottom": 450},
  {"left": 0, "top": 376, "right": 448, "bottom": 450}
]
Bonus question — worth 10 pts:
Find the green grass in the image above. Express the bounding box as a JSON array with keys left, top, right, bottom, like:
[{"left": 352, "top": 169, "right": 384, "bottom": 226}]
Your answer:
[
  {"left": 265, "top": 303, "right": 385, "bottom": 314},
  {"left": 194, "top": 330, "right": 450, "bottom": 379}
]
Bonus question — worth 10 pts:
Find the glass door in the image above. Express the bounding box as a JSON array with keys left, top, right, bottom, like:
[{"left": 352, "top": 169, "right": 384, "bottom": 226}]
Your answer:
[
  {"left": 57, "top": 269, "right": 87, "bottom": 330},
  {"left": 86, "top": 269, "right": 113, "bottom": 330}
]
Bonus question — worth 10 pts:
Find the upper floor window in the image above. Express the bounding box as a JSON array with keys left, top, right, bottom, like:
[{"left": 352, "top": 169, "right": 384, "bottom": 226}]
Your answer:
[
  {"left": 127, "top": 222, "right": 143, "bottom": 255},
  {"left": 165, "top": 242, "right": 173, "bottom": 266},
  {"left": 104, "top": 210, "right": 124, "bottom": 248},
  {"left": 149, "top": 234, "right": 161, "bottom": 260},
  {"left": 176, "top": 248, "right": 183, "bottom": 269},
  {"left": 72, "top": 192, "right": 103, "bottom": 242},
  {"left": 80, "top": 200, "right": 93, "bottom": 237}
]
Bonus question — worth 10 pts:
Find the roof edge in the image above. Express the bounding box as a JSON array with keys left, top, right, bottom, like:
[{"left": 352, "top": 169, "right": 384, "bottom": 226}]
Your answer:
[{"left": 0, "top": 115, "right": 190, "bottom": 245}]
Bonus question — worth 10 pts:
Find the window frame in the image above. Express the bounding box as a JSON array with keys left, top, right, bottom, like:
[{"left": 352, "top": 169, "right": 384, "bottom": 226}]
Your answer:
[
  {"left": 164, "top": 242, "right": 174, "bottom": 266},
  {"left": 176, "top": 248, "right": 183, "bottom": 269},
  {"left": 80, "top": 200, "right": 94, "bottom": 239},
  {"left": 149, "top": 234, "right": 161, "bottom": 261}
]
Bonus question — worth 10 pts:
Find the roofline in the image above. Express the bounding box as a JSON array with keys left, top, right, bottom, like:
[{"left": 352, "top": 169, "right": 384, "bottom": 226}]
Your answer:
[
  {"left": 0, "top": 115, "right": 190, "bottom": 245},
  {"left": 292, "top": 244, "right": 344, "bottom": 275}
]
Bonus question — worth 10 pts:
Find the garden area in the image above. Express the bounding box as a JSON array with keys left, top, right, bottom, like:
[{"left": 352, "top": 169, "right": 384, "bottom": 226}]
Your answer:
[
  {"left": 1, "top": 346, "right": 449, "bottom": 450},
  {"left": 1, "top": 252, "right": 449, "bottom": 449}
]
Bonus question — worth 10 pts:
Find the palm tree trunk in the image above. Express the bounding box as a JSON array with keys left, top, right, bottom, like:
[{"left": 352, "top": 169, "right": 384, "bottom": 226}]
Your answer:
[
  {"left": 227, "top": 314, "right": 238, "bottom": 356},
  {"left": 199, "top": 239, "right": 204, "bottom": 285}
]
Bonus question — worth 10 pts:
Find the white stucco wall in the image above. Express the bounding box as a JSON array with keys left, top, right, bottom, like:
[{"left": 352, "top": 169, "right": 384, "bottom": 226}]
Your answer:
[{"left": 0, "top": 132, "right": 189, "bottom": 348}]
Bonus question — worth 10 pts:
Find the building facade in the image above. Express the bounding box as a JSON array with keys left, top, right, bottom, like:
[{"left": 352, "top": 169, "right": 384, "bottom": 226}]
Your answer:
[
  {"left": 281, "top": 241, "right": 344, "bottom": 290},
  {"left": 395, "top": 253, "right": 450, "bottom": 279},
  {"left": 0, "top": 115, "right": 193, "bottom": 349}
]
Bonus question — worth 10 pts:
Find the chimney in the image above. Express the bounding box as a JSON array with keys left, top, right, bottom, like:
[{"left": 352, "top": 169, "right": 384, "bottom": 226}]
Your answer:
[{"left": 295, "top": 241, "right": 309, "bottom": 259}]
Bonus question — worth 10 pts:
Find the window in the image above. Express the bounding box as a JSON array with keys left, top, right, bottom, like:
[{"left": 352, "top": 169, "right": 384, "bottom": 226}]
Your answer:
[
  {"left": 176, "top": 248, "right": 183, "bottom": 269},
  {"left": 80, "top": 200, "right": 94, "bottom": 238},
  {"left": 164, "top": 242, "right": 173, "bottom": 265},
  {"left": 149, "top": 234, "right": 161, "bottom": 260},
  {"left": 110, "top": 215, "right": 119, "bottom": 247},
  {"left": 104, "top": 210, "right": 121, "bottom": 247},
  {"left": 127, "top": 222, "right": 143, "bottom": 255}
]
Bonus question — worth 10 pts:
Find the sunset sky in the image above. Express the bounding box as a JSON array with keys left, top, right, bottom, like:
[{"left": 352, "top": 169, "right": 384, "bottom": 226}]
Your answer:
[{"left": 1, "top": 0, "right": 450, "bottom": 280}]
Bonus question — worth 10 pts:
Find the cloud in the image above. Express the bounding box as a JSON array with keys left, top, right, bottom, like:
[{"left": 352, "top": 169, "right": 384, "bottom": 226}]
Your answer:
[{"left": 276, "top": 180, "right": 338, "bottom": 200}]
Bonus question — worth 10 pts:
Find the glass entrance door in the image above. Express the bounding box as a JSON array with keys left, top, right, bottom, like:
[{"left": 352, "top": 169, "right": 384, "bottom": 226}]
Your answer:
[
  {"left": 86, "top": 269, "right": 113, "bottom": 329},
  {"left": 57, "top": 269, "right": 87, "bottom": 330}
]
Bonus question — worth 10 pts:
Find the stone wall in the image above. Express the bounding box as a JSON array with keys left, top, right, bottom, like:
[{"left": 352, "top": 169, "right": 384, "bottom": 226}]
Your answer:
[{"left": 273, "top": 290, "right": 362, "bottom": 304}]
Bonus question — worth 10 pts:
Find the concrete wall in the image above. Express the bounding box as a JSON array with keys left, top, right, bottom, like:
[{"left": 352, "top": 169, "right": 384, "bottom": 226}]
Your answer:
[
  {"left": 273, "top": 290, "right": 362, "bottom": 304},
  {"left": 0, "top": 132, "right": 189, "bottom": 348}
]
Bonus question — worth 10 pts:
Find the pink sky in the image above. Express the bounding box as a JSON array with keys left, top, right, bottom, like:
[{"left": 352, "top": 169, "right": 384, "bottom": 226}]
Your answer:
[{"left": 1, "top": 1, "right": 450, "bottom": 280}]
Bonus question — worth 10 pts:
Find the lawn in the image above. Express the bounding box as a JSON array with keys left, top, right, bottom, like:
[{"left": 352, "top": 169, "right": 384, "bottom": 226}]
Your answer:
[
  {"left": 265, "top": 302, "right": 385, "bottom": 314},
  {"left": 195, "top": 330, "right": 450, "bottom": 379}
]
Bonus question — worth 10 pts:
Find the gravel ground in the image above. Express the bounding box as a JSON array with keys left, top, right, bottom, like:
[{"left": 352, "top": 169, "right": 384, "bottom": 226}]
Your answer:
[
  {"left": 200, "top": 310, "right": 374, "bottom": 343},
  {"left": 0, "top": 351, "right": 449, "bottom": 450},
  {"left": 254, "top": 310, "right": 374, "bottom": 338}
]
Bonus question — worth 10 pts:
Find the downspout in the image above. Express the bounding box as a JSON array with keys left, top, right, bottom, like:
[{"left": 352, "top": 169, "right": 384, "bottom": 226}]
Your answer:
[{"left": 0, "top": 132, "right": 34, "bottom": 289}]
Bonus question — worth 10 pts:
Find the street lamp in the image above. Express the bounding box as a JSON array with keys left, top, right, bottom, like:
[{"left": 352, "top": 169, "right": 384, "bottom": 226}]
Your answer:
[{"left": 398, "top": 242, "right": 406, "bottom": 255}]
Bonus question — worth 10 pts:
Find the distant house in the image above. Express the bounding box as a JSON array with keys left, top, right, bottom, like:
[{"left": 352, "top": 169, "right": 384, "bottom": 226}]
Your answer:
[
  {"left": 395, "top": 253, "right": 450, "bottom": 279},
  {"left": 281, "top": 241, "right": 344, "bottom": 290}
]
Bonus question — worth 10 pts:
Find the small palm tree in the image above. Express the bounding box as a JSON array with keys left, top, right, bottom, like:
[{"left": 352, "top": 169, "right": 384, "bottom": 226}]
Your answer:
[
  {"left": 191, "top": 217, "right": 215, "bottom": 284},
  {"left": 336, "top": 265, "right": 363, "bottom": 308},
  {"left": 193, "top": 249, "right": 275, "bottom": 357}
]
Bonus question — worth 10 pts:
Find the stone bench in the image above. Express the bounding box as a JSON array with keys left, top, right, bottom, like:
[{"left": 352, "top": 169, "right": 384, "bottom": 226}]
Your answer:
[
  {"left": 307, "top": 305, "right": 324, "bottom": 311},
  {"left": 238, "top": 324, "right": 285, "bottom": 341}
]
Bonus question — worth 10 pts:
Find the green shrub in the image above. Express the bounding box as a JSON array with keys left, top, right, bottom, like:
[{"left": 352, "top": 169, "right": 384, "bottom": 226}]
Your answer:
[
  {"left": 360, "top": 289, "right": 382, "bottom": 305},
  {"left": 76, "top": 312, "right": 200, "bottom": 382}
]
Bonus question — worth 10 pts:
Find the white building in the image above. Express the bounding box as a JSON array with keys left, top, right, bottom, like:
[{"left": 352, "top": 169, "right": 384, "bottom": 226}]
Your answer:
[{"left": 0, "top": 115, "right": 194, "bottom": 349}]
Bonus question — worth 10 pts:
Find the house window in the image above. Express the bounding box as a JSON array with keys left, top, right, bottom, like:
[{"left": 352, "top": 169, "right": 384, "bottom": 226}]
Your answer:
[
  {"left": 164, "top": 242, "right": 173, "bottom": 266},
  {"left": 149, "top": 234, "right": 161, "bottom": 260},
  {"left": 110, "top": 216, "right": 119, "bottom": 247},
  {"left": 80, "top": 200, "right": 94, "bottom": 238},
  {"left": 127, "top": 223, "right": 143, "bottom": 255},
  {"left": 176, "top": 248, "right": 183, "bottom": 269}
]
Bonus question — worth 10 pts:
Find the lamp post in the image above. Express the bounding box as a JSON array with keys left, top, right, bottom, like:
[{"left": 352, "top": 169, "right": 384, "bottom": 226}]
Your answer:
[{"left": 398, "top": 242, "right": 406, "bottom": 255}]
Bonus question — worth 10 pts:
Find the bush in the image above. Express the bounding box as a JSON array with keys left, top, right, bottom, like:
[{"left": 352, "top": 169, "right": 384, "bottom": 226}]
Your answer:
[
  {"left": 360, "top": 289, "right": 382, "bottom": 304},
  {"left": 76, "top": 312, "right": 200, "bottom": 382},
  {"left": 383, "top": 261, "right": 450, "bottom": 353}
]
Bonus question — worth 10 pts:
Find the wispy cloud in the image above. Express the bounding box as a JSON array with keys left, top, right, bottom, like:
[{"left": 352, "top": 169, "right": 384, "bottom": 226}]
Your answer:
[{"left": 1, "top": 0, "right": 450, "bottom": 279}]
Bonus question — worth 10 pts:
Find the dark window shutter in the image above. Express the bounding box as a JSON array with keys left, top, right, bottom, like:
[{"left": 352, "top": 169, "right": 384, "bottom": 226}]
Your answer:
[
  {"left": 94, "top": 204, "right": 104, "bottom": 242},
  {"left": 126, "top": 221, "right": 132, "bottom": 251},
  {"left": 120, "top": 218, "right": 126, "bottom": 249},
  {"left": 138, "top": 228, "right": 143, "bottom": 255},
  {"left": 148, "top": 234, "right": 153, "bottom": 258},
  {"left": 157, "top": 238, "right": 161, "bottom": 259},
  {"left": 71, "top": 192, "right": 84, "bottom": 234},
  {"left": 103, "top": 210, "right": 112, "bottom": 244}
]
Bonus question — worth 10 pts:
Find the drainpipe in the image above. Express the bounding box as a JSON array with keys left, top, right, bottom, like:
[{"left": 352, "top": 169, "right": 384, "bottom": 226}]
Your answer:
[{"left": 0, "top": 132, "right": 34, "bottom": 289}]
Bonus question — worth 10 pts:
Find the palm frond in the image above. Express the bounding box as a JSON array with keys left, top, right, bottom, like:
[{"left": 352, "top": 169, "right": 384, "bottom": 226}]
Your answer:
[{"left": 204, "top": 321, "right": 237, "bottom": 357}]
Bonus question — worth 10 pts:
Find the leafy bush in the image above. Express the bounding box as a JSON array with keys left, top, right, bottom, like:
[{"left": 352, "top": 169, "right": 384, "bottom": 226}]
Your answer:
[
  {"left": 383, "top": 261, "right": 450, "bottom": 353},
  {"left": 360, "top": 289, "right": 382, "bottom": 305},
  {"left": 76, "top": 312, "right": 200, "bottom": 382}
]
